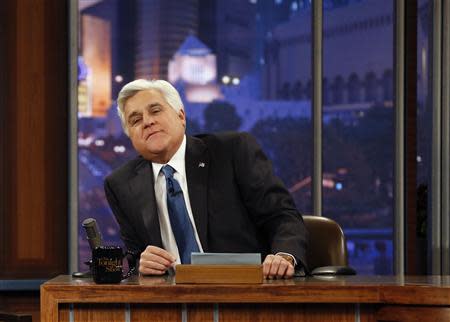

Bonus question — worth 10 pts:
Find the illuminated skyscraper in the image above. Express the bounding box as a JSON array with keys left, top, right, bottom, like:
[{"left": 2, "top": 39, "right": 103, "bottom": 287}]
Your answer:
[
  {"left": 199, "top": 0, "right": 256, "bottom": 80},
  {"left": 168, "top": 35, "right": 222, "bottom": 103},
  {"left": 135, "top": 0, "right": 199, "bottom": 80}
]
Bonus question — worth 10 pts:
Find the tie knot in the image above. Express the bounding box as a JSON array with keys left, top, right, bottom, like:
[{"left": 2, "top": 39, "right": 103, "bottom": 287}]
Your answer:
[{"left": 161, "top": 165, "right": 175, "bottom": 178}]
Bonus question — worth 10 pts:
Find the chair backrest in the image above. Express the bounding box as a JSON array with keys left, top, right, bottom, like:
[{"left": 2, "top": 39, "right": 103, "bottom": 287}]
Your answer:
[
  {"left": 0, "top": 312, "right": 32, "bottom": 322},
  {"left": 303, "top": 215, "right": 348, "bottom": 270}
]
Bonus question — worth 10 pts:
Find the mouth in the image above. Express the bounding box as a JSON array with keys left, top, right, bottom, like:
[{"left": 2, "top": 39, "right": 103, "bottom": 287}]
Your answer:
[{"left": 145, "top": 131, "right": 161, "bottom": 141}]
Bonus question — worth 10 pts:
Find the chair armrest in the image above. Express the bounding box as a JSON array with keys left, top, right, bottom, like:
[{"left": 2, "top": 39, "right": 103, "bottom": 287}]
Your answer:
[{"left": 311, "top": 265, "right": 357, "bottom": 276}]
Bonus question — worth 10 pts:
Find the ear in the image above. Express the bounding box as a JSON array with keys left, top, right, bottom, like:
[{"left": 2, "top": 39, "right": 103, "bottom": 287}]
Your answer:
[{"left": 178, "top": 109, "right": 186, "bottom": 127}]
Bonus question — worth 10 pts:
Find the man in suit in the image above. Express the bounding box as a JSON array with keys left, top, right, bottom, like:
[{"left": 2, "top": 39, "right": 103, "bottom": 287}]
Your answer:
[{"left": 104, "top": 79, "right": 308, "bottom": 278}]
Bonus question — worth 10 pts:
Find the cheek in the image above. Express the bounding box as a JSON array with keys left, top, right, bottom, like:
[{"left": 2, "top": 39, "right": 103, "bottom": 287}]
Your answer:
[
  {"left": 128, "top": 131, "right": 137, "bottom": 141},
  {"left": 129, "top": 131, "right": 143, "bottom": 146},
  {"left": 174, "top": 120, "right": 186, "bottom": 133}
]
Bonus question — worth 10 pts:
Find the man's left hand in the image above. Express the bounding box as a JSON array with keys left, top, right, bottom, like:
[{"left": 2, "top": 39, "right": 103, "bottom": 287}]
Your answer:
[{"left": 262, "top": 254, "right": 295, "bottom": 279}]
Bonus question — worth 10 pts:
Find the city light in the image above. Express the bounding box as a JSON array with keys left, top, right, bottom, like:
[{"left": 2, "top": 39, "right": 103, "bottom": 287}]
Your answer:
[
  {"left": 322, "top": 178, "right": 335, "bottom": 188},
  {"left": 291, "top": 1, "right": 298, "bottom": 11},
  {"left": 113, "top": 145, "right": 126, "bottom": 153},
  {"left": 94, "top": 139, "right": 105, "bottom": 147},
  {"left": 115, "top": 75, "right": 123, "bottom": 83},
  {"left": 222, "top": 75, "right": 231, "bottom": 84},
  {"left": 336, "top": 182, "right": 343, "bottom": 191},
  {"left": 222, "top": 75, "right": 240, "bottom": 86},
  {"left": 417, "top": 155, "right": 422, "bottom": 163},
  {"left": 78, "top": 136, "right": 93, "bottom": 147},
  {"left": 337, "top": 168, "right": 348, "bottom": 175}
]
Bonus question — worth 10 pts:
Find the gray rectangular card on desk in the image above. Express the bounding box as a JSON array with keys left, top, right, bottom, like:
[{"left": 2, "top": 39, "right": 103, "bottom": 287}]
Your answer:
[{"left": 190, "top": 253, "right": 261, "bottom": 265}]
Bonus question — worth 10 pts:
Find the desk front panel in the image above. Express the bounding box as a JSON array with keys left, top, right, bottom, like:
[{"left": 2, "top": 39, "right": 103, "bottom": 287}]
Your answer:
[
  {"left": 41, "top": 275, "right": 450, "bottom": 322},
  {"left": 57, "top": 303, "right": 370, "bottom": 322}
]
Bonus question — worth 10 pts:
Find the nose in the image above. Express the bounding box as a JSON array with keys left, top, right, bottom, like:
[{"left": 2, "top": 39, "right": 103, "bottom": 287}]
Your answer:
[{"left": 143, "top": 111, "right": 154, "bottom": 128}]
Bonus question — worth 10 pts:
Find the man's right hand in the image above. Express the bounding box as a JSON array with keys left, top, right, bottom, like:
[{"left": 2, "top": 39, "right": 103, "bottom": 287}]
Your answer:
[{"left": 139, "top": 245, "right": 176, "bottom": 275}]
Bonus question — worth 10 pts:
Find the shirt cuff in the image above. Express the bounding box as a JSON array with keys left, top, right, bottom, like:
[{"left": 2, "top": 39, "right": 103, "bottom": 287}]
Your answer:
[{"left": 275, "top": 252, "right": 297, "bottom": 266}]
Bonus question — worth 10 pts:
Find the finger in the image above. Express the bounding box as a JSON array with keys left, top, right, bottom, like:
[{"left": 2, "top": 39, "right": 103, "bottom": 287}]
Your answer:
[
  {"left": 141, "top": 252, "right": 173, "bottom": 268},
  {"left": 139, "top": 257, "right": 168, "bottom": 271},
  {"left": 262, "top": 255, "right": 275, "bottom": 278},
  {"left": 284, "top": 264, "right": 295, "bottom": 278},
  {"left": 275, "top": 260, "right": 289, "bottom": 278},
  {"left": 139, "top": 265, "right": 166, "bottom": 276},
  {"left": 269, "top": 257, "right": 282, "bottom": 277},
  {"left": 146, "top": 245, "right": 177, "bottom": 262},
  {"left": 141, "top": 246, "right": 176, "bottom": 267}
]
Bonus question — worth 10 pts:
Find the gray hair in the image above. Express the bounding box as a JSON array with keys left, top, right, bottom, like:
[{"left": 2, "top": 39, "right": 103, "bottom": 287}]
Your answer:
[{"left": 116, "top": 79, "right": 184, "bottom": 135}]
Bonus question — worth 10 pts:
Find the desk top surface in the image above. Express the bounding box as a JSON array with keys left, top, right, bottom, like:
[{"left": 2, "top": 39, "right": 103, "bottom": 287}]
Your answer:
[
  {"left": 41, "top": 275, "right": 450, "bottom": 305},
  {"left": 45, "top": 274, "right": 450, "bottom": 287}
]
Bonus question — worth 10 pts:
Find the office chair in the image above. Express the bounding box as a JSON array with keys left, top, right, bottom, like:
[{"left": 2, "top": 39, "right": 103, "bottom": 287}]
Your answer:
[
  {"left": 303, "top": 215, "right": 356, "bottom": 275},
  {"left": 0, "top": 312, "right": 32, "bottom": 322}
]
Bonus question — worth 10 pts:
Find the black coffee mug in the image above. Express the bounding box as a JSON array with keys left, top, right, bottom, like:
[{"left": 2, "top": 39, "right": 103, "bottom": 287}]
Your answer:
[{"left": 92, "top": 246, "right": 124, "bottom": 284}]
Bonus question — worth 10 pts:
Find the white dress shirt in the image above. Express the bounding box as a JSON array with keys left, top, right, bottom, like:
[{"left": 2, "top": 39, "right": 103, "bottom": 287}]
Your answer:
[{"left": 151, "top": 135, "right": 203, "bottom": 264}]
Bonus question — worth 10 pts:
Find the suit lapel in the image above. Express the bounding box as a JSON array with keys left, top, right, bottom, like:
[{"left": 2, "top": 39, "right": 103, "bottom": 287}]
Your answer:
[
  {"left": 185, "top": 136, "right": 210, "bottom": 251},
  {"left": 128, "top": 158, "right": 163, "bottom": 248}
]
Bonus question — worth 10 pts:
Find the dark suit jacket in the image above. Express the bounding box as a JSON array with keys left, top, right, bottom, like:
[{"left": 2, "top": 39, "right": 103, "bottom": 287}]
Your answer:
[{"left": 104, "top": 132, "right": 308, "bottom": 268}]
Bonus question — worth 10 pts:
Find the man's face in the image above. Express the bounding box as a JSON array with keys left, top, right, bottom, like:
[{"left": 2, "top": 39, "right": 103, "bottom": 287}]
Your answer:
[{"left": 124, "top": 89, "right": 186, "bottom": 163}]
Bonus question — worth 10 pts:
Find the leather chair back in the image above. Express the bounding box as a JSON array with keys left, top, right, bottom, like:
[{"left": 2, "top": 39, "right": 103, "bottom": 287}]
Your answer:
[{"left": 303, "top": 215, "right": 348, "bottom": 270}]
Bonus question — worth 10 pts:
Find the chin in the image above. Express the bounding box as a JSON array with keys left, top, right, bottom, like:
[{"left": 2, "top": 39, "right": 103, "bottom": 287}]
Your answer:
[
  {"left": 134, "top": 144, "right": 163, "bottom": 157},
  {"left": 146, "top": 142, "right": 168, "bottom": 152},
  {"left": 145, "top": 146, "right": 169, "bottom": 158}
]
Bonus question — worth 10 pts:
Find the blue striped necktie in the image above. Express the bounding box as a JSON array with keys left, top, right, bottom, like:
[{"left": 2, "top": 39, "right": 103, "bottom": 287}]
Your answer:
[{"left": 161, "top": 165, "right": 199, "bottom": 264}]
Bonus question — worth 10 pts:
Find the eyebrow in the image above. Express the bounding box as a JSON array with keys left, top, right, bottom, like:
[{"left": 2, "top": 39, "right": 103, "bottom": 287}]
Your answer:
[
  {"left": 127, "top": 111, "right": 141, "bottom": 121},
  {"left": 127, "top": 102, "right": 163, "bottom": 120},
  {"left": 147, "top": 102, "right": 162, "bottom": 109}
]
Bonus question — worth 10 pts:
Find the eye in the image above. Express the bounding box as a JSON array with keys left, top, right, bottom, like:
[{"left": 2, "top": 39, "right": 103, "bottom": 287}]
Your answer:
[
  {"left": 151, "top": 106, "right": 162, "bottom": 114},
  {"left": 129, "top": 117, "right": 142, "bottom": 126}
]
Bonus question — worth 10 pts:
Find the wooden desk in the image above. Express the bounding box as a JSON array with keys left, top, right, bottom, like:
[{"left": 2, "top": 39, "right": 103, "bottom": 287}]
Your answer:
[{"left": 41, "top": 275, "right": 450, "bottom": 322}]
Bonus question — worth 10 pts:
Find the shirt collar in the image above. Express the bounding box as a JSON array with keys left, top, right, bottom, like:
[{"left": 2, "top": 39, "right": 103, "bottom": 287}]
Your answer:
[{"left": 152, "top": 135, "right": 186, "bottom": 180}]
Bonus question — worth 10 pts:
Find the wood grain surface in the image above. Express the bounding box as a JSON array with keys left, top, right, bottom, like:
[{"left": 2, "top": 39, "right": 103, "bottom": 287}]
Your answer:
[
  {"left": 175, "top": 264, "right": 263, "bottom": 284},
  {"left": 41, "top": 275, "right": 450, "bottom": 322},
  {"left": 0, "top": 0, "right": 68, "bottom": 280}
]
